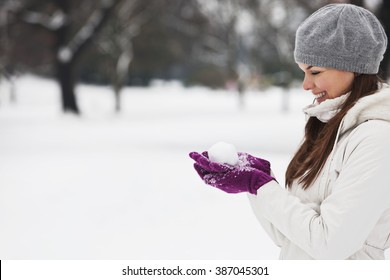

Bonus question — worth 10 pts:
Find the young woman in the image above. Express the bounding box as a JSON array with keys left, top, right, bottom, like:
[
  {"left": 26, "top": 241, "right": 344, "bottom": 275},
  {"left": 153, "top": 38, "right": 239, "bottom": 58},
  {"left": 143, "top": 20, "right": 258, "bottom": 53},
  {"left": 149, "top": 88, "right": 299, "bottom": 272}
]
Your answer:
[{"left": 189, "top": 4, "right": 390, "bottom": 259}]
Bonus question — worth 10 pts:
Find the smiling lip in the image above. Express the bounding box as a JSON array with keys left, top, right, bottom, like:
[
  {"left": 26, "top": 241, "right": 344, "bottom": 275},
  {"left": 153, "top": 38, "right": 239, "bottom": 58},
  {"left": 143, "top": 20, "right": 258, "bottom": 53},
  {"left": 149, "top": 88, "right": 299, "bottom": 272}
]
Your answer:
[{"left": 313, "top": 91, "right": 327, "bottom": 104}]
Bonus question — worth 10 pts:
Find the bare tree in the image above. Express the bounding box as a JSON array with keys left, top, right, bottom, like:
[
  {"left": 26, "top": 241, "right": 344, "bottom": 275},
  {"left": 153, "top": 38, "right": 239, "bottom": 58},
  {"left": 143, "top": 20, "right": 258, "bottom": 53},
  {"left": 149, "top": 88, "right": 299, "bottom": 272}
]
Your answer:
[
  {"left": 0, "top": 0, "right": 23, "bottom": 104},
  {"left": 97, "top": 0, "right": 152, "bottom": 112},
  {"left": 196, "top": 0, "right": 242, "bottom": 72},
  {"left": 196, "top": 0, "right": 255, "bottom": 107},
  {"left": 9, "top": 0, "right": 122, "bottom": 114}
]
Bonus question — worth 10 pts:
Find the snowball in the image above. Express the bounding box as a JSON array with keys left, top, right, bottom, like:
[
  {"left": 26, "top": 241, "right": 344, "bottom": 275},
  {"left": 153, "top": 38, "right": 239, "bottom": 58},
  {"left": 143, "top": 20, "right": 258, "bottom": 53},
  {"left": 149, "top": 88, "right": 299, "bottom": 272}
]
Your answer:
[{"left": 208, "top": 141, "right": 239, "bottom": 166}]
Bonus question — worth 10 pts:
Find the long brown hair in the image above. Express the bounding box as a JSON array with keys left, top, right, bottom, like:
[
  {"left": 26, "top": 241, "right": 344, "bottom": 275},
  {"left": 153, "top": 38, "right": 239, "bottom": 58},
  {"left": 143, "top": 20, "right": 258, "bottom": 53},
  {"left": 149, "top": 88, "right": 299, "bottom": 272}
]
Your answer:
[{"left": 285, "top": 74, "right": 383, "bottom": 189}]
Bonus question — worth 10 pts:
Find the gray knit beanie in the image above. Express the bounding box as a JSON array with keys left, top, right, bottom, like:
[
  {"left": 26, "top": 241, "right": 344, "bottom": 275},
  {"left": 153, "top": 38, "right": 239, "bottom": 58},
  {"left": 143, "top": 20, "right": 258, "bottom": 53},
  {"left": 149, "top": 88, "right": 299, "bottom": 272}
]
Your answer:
[{"left": 294, "top": 4, "right": 387, "bottom": 74}]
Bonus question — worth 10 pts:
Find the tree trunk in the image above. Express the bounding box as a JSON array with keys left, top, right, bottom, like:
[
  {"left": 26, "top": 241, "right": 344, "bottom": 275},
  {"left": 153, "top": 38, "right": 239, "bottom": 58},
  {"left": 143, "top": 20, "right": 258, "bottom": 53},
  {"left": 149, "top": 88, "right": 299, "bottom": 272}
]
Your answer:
[
  {"left": 57, "top": 60, "right": 79, "bottom": 113},
  {"left": 54, "top": 0, "right": 121, "bottom": 114},
  {"left": 112, "top": 78, "right": 122, "bottom": 113},
  {"left": 9, "top": 76, "right": 16, "bottom": 104},
  {"left": 54, "top": 0, "right": 79, "bottom": 114},
  {"left": 114, "top": 89, "right": 121, "bottom": 113}
]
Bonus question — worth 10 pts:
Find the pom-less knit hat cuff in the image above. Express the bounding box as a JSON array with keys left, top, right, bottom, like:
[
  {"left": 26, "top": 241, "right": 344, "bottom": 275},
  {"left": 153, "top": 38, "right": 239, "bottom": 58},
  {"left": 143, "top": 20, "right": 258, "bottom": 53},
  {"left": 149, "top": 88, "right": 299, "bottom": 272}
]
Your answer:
[{"left": 294, "top": 53, "right": 381, "bottom": 74}]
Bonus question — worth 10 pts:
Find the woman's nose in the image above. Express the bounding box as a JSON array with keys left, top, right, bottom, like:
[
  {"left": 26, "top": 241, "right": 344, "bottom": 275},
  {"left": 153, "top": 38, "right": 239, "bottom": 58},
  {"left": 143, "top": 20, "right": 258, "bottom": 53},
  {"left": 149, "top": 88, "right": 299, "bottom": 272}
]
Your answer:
[{"left": 302, "top": 75, "right": 314, "bottom": 90}]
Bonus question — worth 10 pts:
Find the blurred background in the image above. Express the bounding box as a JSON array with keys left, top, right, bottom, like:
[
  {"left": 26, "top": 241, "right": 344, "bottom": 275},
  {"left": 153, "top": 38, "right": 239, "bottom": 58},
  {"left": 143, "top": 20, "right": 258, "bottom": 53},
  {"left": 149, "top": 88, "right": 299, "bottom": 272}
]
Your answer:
[
  {"left": 1, "top": 0, "right": 389, "bottom": 112},
  {"left": 0, "top": 0, "right": 389, "bottom": 259}
]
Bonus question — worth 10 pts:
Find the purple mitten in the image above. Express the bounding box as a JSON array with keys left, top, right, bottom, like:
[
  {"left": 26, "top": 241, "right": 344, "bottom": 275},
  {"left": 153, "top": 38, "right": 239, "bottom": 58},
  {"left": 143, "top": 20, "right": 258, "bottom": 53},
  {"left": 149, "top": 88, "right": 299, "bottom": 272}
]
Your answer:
[
  {"left": 237, "top": 152, "right": 271, "bottom": 175},
  {"left": 189, "top": 151, "right": 275, "bottom": 194}
]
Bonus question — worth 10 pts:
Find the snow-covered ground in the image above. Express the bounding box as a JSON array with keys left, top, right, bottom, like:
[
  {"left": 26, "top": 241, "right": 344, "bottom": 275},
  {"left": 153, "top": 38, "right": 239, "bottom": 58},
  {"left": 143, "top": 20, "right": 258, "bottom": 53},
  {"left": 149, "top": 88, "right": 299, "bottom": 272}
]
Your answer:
[{"left": 1, "top": 75, "right": 386, "bottom": 259}]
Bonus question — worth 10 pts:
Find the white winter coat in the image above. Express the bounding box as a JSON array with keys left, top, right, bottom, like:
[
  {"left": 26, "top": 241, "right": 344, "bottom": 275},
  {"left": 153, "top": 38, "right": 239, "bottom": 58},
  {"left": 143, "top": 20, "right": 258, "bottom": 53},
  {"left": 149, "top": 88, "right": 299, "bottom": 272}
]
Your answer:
[{"left": 249, "top": 84, "right": 390, "bottom": 259}]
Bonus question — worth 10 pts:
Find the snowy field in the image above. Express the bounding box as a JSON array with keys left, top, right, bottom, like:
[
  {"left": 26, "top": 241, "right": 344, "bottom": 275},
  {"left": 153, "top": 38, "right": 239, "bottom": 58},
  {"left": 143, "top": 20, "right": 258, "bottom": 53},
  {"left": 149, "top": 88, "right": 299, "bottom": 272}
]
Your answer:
[{"left": 1, "top": 75, "right": 387, "bottom": 260}]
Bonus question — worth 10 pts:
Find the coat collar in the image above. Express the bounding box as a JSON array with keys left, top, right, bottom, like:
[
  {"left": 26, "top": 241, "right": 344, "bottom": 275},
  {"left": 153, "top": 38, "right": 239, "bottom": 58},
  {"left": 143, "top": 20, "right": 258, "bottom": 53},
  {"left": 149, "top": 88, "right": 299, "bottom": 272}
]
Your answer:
[{"left": 340, "top": 83, "right": 390, "bottom": 135}]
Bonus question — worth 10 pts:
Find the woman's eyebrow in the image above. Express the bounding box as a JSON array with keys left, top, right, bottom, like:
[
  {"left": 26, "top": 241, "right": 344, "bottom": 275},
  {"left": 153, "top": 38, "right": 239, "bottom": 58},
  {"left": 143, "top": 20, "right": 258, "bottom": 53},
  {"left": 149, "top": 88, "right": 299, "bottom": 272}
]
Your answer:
[{"left": 306, "top": 65, "right": 313, "bottom": 70}]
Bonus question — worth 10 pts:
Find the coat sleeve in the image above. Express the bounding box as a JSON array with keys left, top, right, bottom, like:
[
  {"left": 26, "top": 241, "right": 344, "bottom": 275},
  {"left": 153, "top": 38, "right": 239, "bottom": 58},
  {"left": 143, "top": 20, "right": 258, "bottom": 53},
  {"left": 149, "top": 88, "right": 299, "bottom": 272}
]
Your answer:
[
  {"left": 252, "top": 121, "right": 390, "bottom": 259},
  {"left": 247, "top": 193, "right": 287, "bottom": 247}
]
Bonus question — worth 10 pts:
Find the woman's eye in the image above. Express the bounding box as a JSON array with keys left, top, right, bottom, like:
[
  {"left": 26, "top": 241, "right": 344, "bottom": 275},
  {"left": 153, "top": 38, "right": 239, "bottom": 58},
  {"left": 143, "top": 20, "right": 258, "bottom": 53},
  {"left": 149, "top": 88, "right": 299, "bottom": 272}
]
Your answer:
[{"left": 311, "top": 71, "right": 321, "bottom": 75}]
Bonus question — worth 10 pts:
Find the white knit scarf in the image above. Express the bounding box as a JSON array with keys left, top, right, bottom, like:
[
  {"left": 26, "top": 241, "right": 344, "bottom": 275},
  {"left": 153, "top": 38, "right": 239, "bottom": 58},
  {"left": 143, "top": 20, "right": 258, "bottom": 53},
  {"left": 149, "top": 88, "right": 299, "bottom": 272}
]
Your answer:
[{"left": 302, "top": 93, "right": 350, "bottom": 123}]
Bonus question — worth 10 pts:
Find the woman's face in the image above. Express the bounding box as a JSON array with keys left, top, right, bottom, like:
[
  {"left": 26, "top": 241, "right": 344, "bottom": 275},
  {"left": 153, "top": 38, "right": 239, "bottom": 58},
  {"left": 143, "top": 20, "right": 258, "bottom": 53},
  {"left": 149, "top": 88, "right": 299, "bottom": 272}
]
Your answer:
[{"left": 298, "top": 63, "right": 355, "bottom": 104}]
